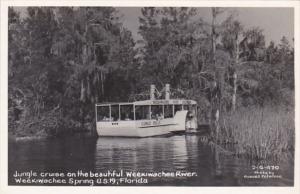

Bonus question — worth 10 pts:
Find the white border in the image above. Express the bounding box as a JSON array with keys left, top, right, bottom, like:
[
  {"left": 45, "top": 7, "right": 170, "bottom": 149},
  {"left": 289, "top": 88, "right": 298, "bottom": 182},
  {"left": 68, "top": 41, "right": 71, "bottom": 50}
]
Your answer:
[{"left": 1, "top": 1, "right": 299, "bottom": 194}]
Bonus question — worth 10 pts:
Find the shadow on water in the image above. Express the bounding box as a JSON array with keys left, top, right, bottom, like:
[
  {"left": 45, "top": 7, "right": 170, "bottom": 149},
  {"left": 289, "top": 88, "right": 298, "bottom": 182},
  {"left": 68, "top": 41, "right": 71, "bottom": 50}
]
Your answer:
[{"left": 8, "top": 133, "right": 293, "bottom": 186}]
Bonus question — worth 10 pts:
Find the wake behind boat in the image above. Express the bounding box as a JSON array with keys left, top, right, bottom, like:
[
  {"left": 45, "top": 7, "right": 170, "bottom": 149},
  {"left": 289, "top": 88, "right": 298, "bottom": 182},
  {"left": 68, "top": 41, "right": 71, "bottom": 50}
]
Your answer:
[{"left": 95, "top": 84, "right": 198, "bottom": 137}]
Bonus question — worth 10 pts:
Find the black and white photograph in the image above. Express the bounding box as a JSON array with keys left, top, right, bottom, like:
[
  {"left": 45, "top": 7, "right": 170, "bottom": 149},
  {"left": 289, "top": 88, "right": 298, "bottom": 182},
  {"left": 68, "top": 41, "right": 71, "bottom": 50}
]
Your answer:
[{"left": 1, "top": 0, "right": 299, "bottom": 192}]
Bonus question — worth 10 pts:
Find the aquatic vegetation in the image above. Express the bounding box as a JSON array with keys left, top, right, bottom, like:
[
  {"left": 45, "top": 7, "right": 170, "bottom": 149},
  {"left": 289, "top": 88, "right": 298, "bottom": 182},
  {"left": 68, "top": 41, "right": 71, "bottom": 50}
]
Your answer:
[{"left": 219, "top": 105, "right": 294, "bottom": 160}]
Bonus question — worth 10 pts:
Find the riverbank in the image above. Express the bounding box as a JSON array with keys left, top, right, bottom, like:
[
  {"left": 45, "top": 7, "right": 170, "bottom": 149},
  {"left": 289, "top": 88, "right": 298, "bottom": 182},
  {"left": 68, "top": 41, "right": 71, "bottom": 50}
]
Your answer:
[
  {"left": 8, "top": 128, "right": 96, "bottom": 142},
  {"left": 9, "top": 134, "right": 49, "bottom": 142},
  {"left": 8, "top": 107, "right": 95, "bottom": 140}
]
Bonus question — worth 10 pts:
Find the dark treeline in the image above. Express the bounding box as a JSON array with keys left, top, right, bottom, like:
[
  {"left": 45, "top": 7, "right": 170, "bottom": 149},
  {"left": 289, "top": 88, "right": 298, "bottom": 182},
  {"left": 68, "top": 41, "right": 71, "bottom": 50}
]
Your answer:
[{"left": 8, "top": 7, "right": 294, "bottom": 146}]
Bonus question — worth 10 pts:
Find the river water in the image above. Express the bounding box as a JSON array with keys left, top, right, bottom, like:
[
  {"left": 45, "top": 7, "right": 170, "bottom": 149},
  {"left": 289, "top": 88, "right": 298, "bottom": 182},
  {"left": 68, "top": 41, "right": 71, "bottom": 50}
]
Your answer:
[{"left": 8, "top": 134, "right": 294, "bottom": 186}]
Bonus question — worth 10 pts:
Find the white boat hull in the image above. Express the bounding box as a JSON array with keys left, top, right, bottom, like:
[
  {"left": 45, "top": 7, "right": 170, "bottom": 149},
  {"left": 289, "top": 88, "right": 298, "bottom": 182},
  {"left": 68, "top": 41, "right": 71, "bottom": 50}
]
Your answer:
[{"left": 96, "top": 111, "right": 190, "bottom": 137}]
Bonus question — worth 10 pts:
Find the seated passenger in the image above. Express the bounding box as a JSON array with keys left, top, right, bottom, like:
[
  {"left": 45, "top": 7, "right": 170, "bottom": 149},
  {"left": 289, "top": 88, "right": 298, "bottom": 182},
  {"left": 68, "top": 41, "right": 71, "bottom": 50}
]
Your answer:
[
  {"left": 152, "top": 114, "right": 157, "bottom": 120},
  {"left": 102, "top": 116, "right": 109, "bottom": 121},
  {"left": 158, "top": 113, "right": 164, "bottom": 120},
  {"left": 125, "top": 113, "right": 131, "bottom": 121}
]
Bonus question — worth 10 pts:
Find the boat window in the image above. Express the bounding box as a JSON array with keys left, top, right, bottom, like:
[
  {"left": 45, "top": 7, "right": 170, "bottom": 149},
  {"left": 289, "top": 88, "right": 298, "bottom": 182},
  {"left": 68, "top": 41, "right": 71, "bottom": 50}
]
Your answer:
[
  {"left": 120, "top": 104, "right": 134, "bottom": 121},
  {"left": 183, "top": 105, "right": 196, "bottom": 112},
  {"left": 164, "top": 105, "right": 173, "bottom": 118},
  {"left": 151, "top": 105, "right": 163, "bottom": 120},
  {"left": 183, "top": 105, "right": 189, "bottom": 110},
  {"left": 174, "top": 105, "right": 182, "bottom": 114},
  {"left": 111, "top": 105, "right": 119, "bottom": 121},
  {"left": 135, "top": 105, "right": 150, "bottom": 120},
  {"left": 96, "top": 106, "right": 110, "bottom": 122}
]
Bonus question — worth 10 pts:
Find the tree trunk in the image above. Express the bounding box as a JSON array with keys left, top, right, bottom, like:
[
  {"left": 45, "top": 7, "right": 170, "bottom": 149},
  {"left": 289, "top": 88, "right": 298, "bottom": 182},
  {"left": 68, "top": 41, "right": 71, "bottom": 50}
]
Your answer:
[
  {"left": 79, "top": 8, "right": 89, "bottom": 129},
  {"left": 100, "top": 70, "right": 104, "bottom": 98},
  {"left": 210, "top": 8, "right": 220, "bottom": 140},
  {"left": 232, "top": 33, "right": 239, "bottom": 111},
  {"left": 232, "top": 73, "right": 237, "bottom": 111}
]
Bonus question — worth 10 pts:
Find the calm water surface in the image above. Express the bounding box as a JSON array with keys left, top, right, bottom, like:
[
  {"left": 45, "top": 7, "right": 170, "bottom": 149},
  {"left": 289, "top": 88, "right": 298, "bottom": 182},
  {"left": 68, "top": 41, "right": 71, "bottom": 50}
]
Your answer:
[{"left": 8, "top": 134, "right": 294, "bottom": 186}]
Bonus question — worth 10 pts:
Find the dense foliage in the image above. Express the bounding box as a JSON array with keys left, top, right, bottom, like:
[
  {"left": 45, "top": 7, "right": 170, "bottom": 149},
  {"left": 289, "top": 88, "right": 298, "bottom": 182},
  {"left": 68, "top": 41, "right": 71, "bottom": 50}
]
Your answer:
[
  {"left": 8, "top": 7, "right": 294, "bottom": 138},
  {"left": 8, "top": 7, "right": 138, "bottom": 136}
]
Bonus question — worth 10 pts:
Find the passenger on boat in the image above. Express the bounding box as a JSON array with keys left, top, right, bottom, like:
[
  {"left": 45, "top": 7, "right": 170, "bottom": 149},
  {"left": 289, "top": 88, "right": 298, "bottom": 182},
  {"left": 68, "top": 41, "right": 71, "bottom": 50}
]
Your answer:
[
  {"left": 157, "top": 113, "right": 164, "bottom": 120},
  {"left": 125, "top": 113, "right": 131, "bottom": 121},
  {"left": 102, "top": 116, "right": 110, "bottom": 121}
]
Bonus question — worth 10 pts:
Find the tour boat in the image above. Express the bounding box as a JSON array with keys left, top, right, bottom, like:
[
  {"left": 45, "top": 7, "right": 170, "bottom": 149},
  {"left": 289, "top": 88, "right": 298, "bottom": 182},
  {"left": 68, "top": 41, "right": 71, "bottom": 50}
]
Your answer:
[{"left": 95, "top": 84, "right": 198, "bottom": 137}]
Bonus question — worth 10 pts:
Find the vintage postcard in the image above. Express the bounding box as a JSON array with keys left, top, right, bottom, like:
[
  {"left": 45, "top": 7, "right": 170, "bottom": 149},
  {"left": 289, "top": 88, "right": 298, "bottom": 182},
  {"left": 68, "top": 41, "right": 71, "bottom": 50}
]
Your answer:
[{"left": 0, "top": 0, "right": 299, "bottom": 194}]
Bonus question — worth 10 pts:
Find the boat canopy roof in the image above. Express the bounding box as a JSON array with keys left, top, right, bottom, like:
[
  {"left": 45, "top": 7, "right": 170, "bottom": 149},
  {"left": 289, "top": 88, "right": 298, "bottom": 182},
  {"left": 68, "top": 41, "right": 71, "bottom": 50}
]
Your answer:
[{"left": 96, "top": 99, "right": 197, "bottom": 106}]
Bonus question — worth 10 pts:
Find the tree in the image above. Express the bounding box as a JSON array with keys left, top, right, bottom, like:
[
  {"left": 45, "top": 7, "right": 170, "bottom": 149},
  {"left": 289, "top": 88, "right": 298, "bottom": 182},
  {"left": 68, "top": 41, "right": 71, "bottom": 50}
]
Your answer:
[
  {"left": 8, "top": 7, "right": 25, "bottom": 133},
  {"left": 277, "top": 36, "right": 294, "bottom": 90},
  {"left": 55, "top": 7, "right": 137, "bottom": 127},
  {"left": 265, "top": 41, "right": 277, "bottom": 64},
  {"left": 221, "top": 15, "right": 243, "bottom": 111},
  {"left": 138, "top": 7, "right": 199, "bottom": 89},
  {"left": 241, "top": 27, "right": 265, "bottom": 61},
  {"left": 9, "top": 7, "right": 59, "bottom": 117},
  {"left": 209, "top": 7, "right": 227, "bottom": 139}
]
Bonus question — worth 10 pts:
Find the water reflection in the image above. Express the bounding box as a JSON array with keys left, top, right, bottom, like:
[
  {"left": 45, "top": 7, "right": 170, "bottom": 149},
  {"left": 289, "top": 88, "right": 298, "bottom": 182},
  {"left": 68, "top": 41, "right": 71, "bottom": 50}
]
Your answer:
[{"left": 94, "top": 136, "right": 189, "bottom": 172}]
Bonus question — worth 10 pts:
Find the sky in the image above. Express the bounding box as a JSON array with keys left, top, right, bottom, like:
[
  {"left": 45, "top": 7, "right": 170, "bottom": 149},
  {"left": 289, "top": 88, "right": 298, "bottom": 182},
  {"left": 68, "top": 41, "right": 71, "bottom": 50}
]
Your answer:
[
  {"left": 15, "top": 7, "right": 294, "bottom": 45},
  {"left": 117, "top": 7, "right": 294, "bottom": 45}
]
